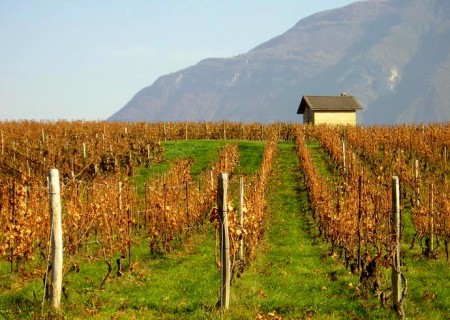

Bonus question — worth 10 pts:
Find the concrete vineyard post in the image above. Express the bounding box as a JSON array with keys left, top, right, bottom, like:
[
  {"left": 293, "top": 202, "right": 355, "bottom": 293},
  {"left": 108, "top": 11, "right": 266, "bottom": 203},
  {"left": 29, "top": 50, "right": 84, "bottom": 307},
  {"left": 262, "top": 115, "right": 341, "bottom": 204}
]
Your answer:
[
  {"left": 218, "top": 173, "right": 230, "bottom": 310},
  {"left": 391, "top": 176, "right": 404, "bottom": 318},
  {"left": 49, "top": 169, "right": 63, "bottom": 312}
]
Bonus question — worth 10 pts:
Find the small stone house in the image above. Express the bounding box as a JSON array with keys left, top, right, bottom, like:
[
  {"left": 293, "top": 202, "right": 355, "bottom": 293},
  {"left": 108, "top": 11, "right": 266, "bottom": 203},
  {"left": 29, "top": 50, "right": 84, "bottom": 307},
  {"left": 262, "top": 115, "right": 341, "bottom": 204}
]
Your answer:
[{"left": 297, "top": 94, "right": 363, "bottom": 125}]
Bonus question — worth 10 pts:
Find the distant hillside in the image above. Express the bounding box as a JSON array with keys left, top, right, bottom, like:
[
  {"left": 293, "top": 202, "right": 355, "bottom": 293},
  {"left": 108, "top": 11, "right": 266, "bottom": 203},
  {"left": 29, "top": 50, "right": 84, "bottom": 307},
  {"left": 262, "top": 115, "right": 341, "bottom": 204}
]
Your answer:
[{"left": 109, "top": 0, "right": 450, "bottom": 124}]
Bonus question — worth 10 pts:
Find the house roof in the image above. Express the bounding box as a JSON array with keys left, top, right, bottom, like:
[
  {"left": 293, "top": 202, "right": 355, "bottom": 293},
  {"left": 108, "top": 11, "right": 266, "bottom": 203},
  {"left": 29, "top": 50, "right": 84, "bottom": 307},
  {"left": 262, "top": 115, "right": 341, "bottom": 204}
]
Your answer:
[{"left": 297, "top": 95, "right": 363, "bottom": 114}]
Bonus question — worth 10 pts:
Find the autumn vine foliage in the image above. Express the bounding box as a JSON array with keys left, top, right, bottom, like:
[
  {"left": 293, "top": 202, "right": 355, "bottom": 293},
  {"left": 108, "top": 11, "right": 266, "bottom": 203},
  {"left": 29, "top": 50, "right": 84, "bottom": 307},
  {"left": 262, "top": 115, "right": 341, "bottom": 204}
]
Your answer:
[
  {"left": 2, "top": 118, "right": 447, "bottom": 306},
  {"left": 238, "top": 129, "right": 278, "bottom": 263},
  {"left": 295, "top": 125, "right": 396, "bottom": 296},
  {"left": 0, "top": 121, "right": 292, "bottom": 278},
  {"left": 145, "top": 144, "right": 240, "bottom": 254},
  {"left": 0, "top": 178, "right": 48, "bottom": 272},
  {"left": 342, "top": 124, "right": 450, "bottom": 257},
  {"left": 308, "top": 125, "right": 394, "bottom": 254},
  {"left": 296, "top": 123, "right": 449, "bottom": 309},
  {"left": 210, "top": 127, "right": 278, "bottom": 278}
]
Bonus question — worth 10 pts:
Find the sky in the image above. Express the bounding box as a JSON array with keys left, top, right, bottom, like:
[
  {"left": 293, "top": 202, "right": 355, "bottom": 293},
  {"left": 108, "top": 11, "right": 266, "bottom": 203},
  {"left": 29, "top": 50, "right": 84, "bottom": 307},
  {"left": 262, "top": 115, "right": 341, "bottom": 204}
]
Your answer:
[{"left": 0, "top": 0, "right": 357, "bottom": 121}]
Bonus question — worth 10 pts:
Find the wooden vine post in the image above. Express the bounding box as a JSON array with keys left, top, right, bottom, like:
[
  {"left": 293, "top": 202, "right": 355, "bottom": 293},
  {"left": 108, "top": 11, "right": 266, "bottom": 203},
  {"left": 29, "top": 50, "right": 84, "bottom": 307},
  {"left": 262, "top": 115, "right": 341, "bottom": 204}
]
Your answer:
[
  {"left": 1, "top": 130, "right": 4, "bottom": 156},
  {"left": 342, "top": 138, "right": 347, "bottom": 174},
  {"left": 444, "top": 146, "right": 448, "bottom": 186},
  {"left": 223, "top": 122, "right": 227, "bottom": 140},
  {"left": 185, "top": 181, "right": 190, "bottom": 224},
  {"left": 428, "top": 182, "right": 434, "bottom": 256},
  {"left": 163, "top": 123, "right": 167, "bottom": 141},
  {"left": 49, "top": 169, "right": 63, "bottom": 312},
  {"left": 10, "top": 183, "right": 16, "bottom": 273},
  {"left": 118, "top": 182, "right": 123, "bottom": 213},
  {"left": 217, "top": 173, "right": 230, "bottom": 310},
  {"left": 239, "top": 176, "right": 245, "bottom": 266},
  {"left": 391, "top": 176, "right": 404, "bottom": 319},
  {"left": 357, "top": 175, "right": 362, "bottom": 273},
  {"left": 414, "top": 159, "right": 420, "bottom": 208}
]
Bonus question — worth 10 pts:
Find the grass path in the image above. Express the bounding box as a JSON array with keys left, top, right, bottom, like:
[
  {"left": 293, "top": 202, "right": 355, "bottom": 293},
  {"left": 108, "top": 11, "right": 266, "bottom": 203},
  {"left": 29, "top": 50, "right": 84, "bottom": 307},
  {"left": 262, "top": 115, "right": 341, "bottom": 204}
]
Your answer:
[{"left": 230, "top": 142, "right": 389, "bottom": 319}]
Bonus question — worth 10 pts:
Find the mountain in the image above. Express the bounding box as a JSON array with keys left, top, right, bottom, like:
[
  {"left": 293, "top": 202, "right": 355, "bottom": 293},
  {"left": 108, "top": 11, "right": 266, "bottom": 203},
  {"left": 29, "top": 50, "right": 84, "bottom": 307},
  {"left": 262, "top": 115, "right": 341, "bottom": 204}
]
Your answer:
[{"left": 109, "top": 0, "right": 450, "bottom": 125}]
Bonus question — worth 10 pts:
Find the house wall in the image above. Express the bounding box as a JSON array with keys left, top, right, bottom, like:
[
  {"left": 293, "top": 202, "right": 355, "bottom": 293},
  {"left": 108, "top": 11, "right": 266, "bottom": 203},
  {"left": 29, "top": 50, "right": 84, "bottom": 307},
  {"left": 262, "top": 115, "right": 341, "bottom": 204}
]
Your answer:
[
  {"left": 303, "top": 107, "right": 314, "bottom": 124},
  {"left": 309, "top": 111, "right": 357, "bottom": 125}
]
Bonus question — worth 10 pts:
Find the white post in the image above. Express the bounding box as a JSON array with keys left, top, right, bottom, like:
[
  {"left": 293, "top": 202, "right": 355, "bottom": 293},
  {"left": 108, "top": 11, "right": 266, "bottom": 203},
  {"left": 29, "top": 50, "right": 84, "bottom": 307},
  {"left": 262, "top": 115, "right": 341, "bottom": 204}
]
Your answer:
[
  {"left": 49, "top": 169, "right": 63, "bottom": 311},
  {"left": 218, "top": 173, "right": 230, "bottom": 310},
  {"left": 210, "top": 170, "right": 214, "bottom": 192},
  {"left": 391, "top": 176, "right": 404, "bottom": 318},
  {"left": 82, "top": 143, "right": 86, "bottom": 159}
]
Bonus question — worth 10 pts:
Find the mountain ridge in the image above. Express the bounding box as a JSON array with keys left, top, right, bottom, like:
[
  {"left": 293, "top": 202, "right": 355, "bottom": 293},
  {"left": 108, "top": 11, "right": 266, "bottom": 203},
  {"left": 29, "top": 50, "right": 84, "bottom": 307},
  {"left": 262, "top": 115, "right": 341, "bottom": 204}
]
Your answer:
[{"left": 109, "top": 0, "right": 450, "bottom": 124}]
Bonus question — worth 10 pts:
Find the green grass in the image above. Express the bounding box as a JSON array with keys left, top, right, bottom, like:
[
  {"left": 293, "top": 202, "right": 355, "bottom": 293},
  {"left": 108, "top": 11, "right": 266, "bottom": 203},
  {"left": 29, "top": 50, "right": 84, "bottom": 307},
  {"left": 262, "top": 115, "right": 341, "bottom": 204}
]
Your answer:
[
  {"left": 236, "top": 141, "right": 265, "bottom": 175},
  {"left": 228, "top": 142, "right": 393, "bottom": 319},
  {"left": 59, "top": 224, "right": 220, "bottom": 319},
  {"left": 135, "top": 140, "right": 229, "bottom": 194},
  {"left": 306, "top": 139, "right": 340, "bottom": 182},
  {"left": 135, "top": 140, "right": 265, "bottom": 195}
]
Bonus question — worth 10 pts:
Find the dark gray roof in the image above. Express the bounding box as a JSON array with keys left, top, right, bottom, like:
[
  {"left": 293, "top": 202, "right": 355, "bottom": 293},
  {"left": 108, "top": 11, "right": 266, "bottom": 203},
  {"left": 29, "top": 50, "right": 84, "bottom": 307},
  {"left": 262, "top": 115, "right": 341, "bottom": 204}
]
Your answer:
[{"left": 297, "top": 95, "right": 363, "bottom": 114}]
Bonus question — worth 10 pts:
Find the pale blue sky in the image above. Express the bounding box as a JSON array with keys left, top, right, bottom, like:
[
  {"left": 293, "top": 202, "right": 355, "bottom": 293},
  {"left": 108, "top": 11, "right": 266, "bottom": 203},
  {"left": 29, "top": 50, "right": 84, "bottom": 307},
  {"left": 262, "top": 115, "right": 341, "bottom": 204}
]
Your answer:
[{"left": 0, "top": 0, "right": 357, "bottom": 121}]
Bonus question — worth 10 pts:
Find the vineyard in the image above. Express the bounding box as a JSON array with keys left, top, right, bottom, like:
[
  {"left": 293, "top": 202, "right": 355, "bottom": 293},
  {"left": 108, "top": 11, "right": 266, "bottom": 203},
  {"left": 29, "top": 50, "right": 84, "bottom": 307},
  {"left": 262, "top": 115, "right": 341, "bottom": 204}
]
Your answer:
[{"left": 0, "top": 121, "right": 449, "bottom": 319}]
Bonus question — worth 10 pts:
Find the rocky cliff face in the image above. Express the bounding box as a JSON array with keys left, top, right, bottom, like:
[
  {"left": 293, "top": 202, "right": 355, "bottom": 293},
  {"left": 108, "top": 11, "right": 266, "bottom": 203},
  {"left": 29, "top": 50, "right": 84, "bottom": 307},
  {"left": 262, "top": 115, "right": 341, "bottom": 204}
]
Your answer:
[{"left": 109, "top": 0, "right": 450, "bottom": 124}]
